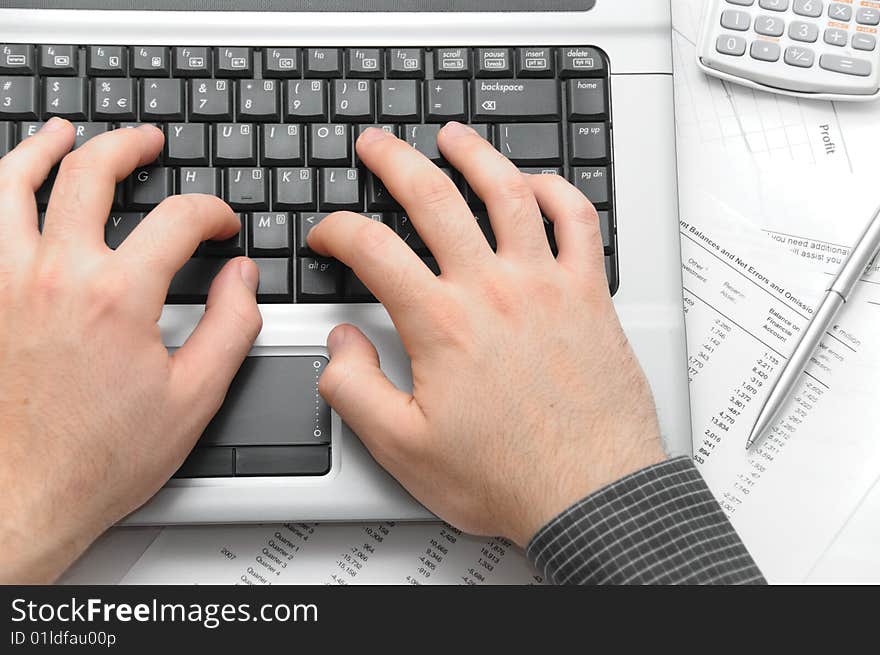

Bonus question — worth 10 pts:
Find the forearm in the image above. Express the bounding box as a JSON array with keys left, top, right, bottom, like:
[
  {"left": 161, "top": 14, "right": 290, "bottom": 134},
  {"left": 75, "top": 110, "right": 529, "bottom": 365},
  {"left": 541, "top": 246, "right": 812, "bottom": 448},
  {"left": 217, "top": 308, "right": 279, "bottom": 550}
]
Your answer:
[{"left": 526, "top": 456, "right": 765, "bottom": 585}]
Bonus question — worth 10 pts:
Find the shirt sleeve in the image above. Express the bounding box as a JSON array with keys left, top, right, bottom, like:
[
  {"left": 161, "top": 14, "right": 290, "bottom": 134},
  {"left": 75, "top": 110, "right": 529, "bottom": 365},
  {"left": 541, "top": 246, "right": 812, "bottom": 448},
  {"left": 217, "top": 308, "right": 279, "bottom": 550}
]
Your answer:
[{"left": 525, "top": 456, "right": 765, "bottom": 585}]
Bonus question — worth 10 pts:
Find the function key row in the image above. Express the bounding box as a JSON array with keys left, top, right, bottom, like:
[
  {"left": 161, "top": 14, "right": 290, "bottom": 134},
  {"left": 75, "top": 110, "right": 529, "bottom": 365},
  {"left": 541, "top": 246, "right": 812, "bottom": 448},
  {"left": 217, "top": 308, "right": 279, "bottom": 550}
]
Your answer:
[{"left": 0, "top": 44, "right": 607, "bottom": 79}]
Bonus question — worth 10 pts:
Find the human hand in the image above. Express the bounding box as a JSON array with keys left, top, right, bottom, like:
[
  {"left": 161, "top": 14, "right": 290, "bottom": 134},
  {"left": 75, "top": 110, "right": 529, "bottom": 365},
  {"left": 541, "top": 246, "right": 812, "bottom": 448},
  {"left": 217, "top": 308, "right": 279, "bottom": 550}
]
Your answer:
[
  {"left": 310, "top": 123, "right": 666, "bottom": 548},
  {"left": 0, "top": 119, "right": 262, "bottom": 583}
]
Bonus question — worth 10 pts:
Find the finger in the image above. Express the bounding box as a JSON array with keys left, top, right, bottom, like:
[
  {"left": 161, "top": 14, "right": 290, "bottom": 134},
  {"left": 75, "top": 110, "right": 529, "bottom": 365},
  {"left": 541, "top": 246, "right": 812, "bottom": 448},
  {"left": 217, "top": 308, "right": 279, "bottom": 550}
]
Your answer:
[
  {"left": 437, "top": 121, "right": 550, "bottom": 260},
  {"left": 42, "top": 124, "right": 164, "bottom": 248},
  {"left": 319, "top": 324, "right": 425, "bottom": 461},
  {"left": 308, "top": 211, "right": 441, "bottom": 318},
  {"left": 171, "top": 257, "right": 263, "bottom": 418},
  {"left": 116, "top": 194, "right": 239, "bottom": 308},
  {"left": 0, "top": 117, "right": 74, "bottom": 246},
  {"left": 355, "top": 127, "right": 492, "bottom": 273},
  {"left": 526, "top": 173, "right": 605, "bottom": 276}
]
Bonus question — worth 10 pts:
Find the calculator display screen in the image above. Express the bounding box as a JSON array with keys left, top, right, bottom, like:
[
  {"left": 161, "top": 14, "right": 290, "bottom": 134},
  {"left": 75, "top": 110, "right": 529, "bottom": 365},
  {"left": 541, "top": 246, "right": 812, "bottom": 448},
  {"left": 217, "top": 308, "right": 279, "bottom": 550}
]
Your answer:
[{"left": 0, "top": 1, "right": 596, "bottom": 11}]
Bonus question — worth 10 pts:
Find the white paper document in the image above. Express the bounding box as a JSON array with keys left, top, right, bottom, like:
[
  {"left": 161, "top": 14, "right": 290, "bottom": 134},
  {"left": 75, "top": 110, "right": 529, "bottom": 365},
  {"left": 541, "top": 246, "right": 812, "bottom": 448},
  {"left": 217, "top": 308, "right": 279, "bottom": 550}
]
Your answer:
[
  {"left": 122, "top": 522, "right": 542, "bottom": 585},
  {"left": 680, "top": 191, "right": 880, "bottom": 582}
]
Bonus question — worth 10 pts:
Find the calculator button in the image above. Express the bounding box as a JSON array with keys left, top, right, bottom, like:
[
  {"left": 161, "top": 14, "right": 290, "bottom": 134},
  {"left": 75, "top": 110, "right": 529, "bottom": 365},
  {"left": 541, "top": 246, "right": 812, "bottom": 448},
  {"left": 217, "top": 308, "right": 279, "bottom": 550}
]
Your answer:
[
  {"left": 789, "top": 21, "right": 819, "bottom": 42},
  {"left": 856, "top": 8, "right": 880, "bottom": 26},
  {"left": 819, "top": 54, "right": 872, "bottom": 76},
  {"left": 793, "top": 0, "right": 823, "bottom": 18},
  {"left": 751, "top": 41, "right": 781, "bottom": 62},
  {"left": 784, "top": 46, "right": 815, "bottom": 67},
  {"left": 824, "top": 28, "right": 849, "bottom": 47},
  {"left": 759, "top": 0, "right": 788, "bottom": 10},
  {"left": 716, "top": 34, "right": 748, "bottom": 56},
  {"left": 755, "top": 15, "right": 785, "bottom": 36},
  {"left": 726, "top": 0, "right": 755, "bottom": 5},
  {"left": 852, "top": 34, "right": 877, "bottom": 52},
  {"left": 828, "top": 3, "right": 852, "bottom": 21},
  {"left": 721, "top": 10, "right": 751, "bottom": 30}
]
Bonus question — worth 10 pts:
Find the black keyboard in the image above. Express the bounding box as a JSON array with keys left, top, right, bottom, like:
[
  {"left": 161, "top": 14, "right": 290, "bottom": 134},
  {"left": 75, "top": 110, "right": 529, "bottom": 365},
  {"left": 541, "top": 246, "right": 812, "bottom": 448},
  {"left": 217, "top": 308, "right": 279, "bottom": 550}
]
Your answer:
[{"left": 0, "top": 44, "right": 618, "bottom": 303}]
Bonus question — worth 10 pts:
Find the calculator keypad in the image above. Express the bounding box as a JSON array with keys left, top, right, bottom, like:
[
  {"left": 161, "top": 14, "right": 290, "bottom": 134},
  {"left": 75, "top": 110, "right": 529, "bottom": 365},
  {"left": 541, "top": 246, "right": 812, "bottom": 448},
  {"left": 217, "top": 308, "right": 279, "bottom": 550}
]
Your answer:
[{"left": 702, "top": 0, "right": 880, "bottom": 98}]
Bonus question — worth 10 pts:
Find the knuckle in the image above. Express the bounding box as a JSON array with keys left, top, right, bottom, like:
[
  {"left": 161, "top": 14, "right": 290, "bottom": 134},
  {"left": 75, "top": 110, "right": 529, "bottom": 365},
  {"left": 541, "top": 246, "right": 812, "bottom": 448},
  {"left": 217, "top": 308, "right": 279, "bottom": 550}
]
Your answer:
[
  {"left": 413, "top": 175, "right": 458, "bottom": 213},
  {"left": 353, "top": 218, "right": 397, "bottom": 257},
  {"left": 226, "top": 298, "right": 263, "bottom": 340},
  {"left": 493, "top": 175, "right": 534, "bottom": 207}
]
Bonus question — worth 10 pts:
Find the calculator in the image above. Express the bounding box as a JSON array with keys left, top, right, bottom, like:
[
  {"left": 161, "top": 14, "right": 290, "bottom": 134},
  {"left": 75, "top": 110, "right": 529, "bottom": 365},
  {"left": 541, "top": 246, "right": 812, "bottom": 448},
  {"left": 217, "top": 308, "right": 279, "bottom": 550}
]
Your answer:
[{"left": 697, "top": 0, "right": 880, "bottom": 101}]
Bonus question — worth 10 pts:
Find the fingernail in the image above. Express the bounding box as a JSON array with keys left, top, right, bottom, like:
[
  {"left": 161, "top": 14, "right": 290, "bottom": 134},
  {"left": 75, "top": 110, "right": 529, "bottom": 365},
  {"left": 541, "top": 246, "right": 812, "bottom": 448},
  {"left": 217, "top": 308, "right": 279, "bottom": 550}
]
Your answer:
[
  {"left": 442, "top": 121, "right": 477, "bottom": 138},
  {"left": 326, "top": 326, "right": 349, "bottom": 354},
  {"left": 240, "top": 258, "right": 259, "bottom": 293},
  {"left": 358, "top": 127, "right": 393, "bottom": 145},
  {"left": 40, "top": 117, "right": 68, "bottom": 133}
]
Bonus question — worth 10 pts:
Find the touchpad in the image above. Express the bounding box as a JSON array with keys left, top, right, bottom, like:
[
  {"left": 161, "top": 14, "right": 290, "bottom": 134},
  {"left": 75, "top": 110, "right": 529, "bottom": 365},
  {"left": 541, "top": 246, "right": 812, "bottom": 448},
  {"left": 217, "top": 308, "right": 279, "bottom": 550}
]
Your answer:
[{"left": 174, "top": 355, "right": 331, "bottom": 478}]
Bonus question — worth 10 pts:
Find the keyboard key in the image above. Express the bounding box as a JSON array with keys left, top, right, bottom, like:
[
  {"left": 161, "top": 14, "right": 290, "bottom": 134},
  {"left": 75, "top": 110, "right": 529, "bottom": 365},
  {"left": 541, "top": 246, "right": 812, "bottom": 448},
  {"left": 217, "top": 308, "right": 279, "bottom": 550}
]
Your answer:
[
  {"left": 785, "top": 46, "right": 816, "bottom": 68},
  {"left": 395, "top": 214, "right": 427, "bottom": 252},
  {"left": 250, "top": 212, "right": 292, "bottom": 256},
  {"left": 828, "top": 3, "right": 852, "bottom": 21},
  {"left": 214, "top": 122, "right": 257, "bottom": 165},
  {"left": 388, "top": 48, "right": 424, "bottom": 78},
  {"left": 720, "top": 9, "right": 751, "bottom": 30},
  {"left": 141, "top": 79, "right": 185, "bottom": 121},
  {"left": 751, "top": 41, "right": 781, "bottom": 61},
  {"left": 824, "top": 28, "right": 849, "bottom": 47},
  {"left": 605, "top": 255, "right": 618, "bottom": 295},
  {"left": 516, "top": 47, "right": 554, "bottom": 78},
  {"left": 168, "top": 258, "right": 228, "bottom": 303},
  {"left": 201, "top": 213, "right": 245, "bottom": 257},
  {"left": 238, "top": 79, "right": 280, "bottom": 122},
  {"left": 131, "top": 46, "right": 170, "bottom": 76},
  {"left": 72, "top": 121, "right": 110, "bottom": 149},
  {"left": 104, "top": 212, "right": 143, "bottom": 249},
  {"left": 347, "top": 48, "right": 384, "bottom": 78},
  {"left": 424, "top": 79, "right": 466, "bottom": 122},
  {"left": 319, "top": 167, "right": 361, "bottom": 210},
  {"left": 178, "top": 167, "right": 221, "bottom": 196},
  {"left": 216, "top": 47, "right": 253, "bottom": 77},
  {"left": 174, "top": 447, "right": 234, "bottom": 478},
  {"left": 476, "top": 48, "right": 513, "bottom": 78},
  {"left": 42, "top": 77, "right": 88, "bottom": 120},
  {"left": 819, "top": 54, "right": 872, "bottom": 76},
  {"left": 18, "top": 120, "right": 43, "bottom": 142},
  {"left": 235, "top": 445, "right": 330, "bottom": 476},
  {"left": 299, "top": 257, "right": 341, "bottom": 300},
  {"left": 853, "top": 34, "right": 877, "bottom": 51},
  {"left": 305, "top": 48, "right": 342, "bottom": 77},
  {"left": 285, "top": 79, "right": 327, "bottom": 122},
  {"left": 93, "top": 77, "right": 136, "bottom": 120},
  {"left": 225, "top": 167, "right": 268, "bottom": 210},
  {"left": 0, "top": 44, "right": 35, "bottom": 74},
  {"left": 760, "top": 0, "right": 789, "bottom": 10},
  {"left": 297, "top": 212, "right": 331, "bottom": 253},
  {"left": 793, "top": 0, "right": 822, "bottom": 18},
  {"left": 404, "top": 124, "right": 443, "bottom": 162},
  {"left": 190, "top": 79, "right": 233, "bottom": 121},
  {"left": 173, "top": 46, "right": 212, "bottom": 77},
  {"left": 569, "top": 122, "right": 609, "bottom": 164},
  {"left": 274, "top": 167, "right": 316, "bottom": 210},
  {"left": 789, "top": 21, "right": 819, "bottom": 42},
  {"left": 127, "top": 166, "right": 173, "bottom": 209},
  {"left": 344, "top": 269, "right": 374, "bottom": 300},
  {"left": 262, "top": 123, "right": 304, "bottom": 166},
  {"left": 0, "top": 77, "right": 38, "bottom": 120},
  {"left": 559, "top": 47, "right": 606, "bottom": 77},
  {"left": 570, "top": 166, "right": 611, "bottom": 207},
  {"left": 434, "top": 47, "right": 472, "bottom": 77},
  {"left": 716, "top": 34, "right": 747, "bottom": 56},
  {"left": 567, "top": 78, "right": 607, "bottom": 120},
  {"left": 165, "top": 122, "right": 209, "bottom": 165},
  {"left": 0, "top": 121, "right": 13, "bottom": 156},
  {"left": 755, "top": 15, "right": 785, "bottom": 37},
  {"left": 264, "top": 47, "right": 300, "bottom": 78},
  {"left": 497, "top": 123, "right": 561, "bottom": 165},
  {"left": 857, "top": 7, "right": 880, "bottom": 25},
  {"left": 332, "top": 79, "right": 374, "bottom": 122},
  {"left": 378, "top": 80, "right": 420, "bottom": 122},
  {"left": 309, "top": 123, "right": 350, "bottom": 166},
  {"left": 472, "top": 79, "right": 560, "bottom": 121},
  {"left": 38, "top": 45, "right": 78, "bottom": 75},
  {"left": 87, "top": 46, "right": 127, "bottom": 76},
  {"left": 365, "top": 173, "right": 401, "bottom": 211},
  {"left": 253, "top": 257, "right": 292, "bottom": 302}
]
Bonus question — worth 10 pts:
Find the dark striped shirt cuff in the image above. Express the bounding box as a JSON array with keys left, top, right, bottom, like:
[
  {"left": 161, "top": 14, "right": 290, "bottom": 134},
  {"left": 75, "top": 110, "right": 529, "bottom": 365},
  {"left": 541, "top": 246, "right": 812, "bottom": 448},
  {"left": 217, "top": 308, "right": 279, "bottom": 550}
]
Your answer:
[{"left": 526, "top": 456, "right": 765, "bottom": 585}]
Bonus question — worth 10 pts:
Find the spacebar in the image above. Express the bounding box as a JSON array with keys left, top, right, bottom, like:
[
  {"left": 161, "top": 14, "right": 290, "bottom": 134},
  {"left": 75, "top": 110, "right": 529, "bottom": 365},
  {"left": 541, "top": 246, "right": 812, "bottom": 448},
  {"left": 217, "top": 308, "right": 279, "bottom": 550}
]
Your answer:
[{"left": 235, "top": 446, "right": 330, "bottom": 476}]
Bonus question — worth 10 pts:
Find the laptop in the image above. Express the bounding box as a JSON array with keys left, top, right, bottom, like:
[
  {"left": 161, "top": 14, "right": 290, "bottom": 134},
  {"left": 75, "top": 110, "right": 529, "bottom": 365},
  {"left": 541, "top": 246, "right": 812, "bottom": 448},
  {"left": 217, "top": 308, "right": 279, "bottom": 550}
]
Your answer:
[{"left": 0, "top": 0, "right": 692, "bottom": 524}]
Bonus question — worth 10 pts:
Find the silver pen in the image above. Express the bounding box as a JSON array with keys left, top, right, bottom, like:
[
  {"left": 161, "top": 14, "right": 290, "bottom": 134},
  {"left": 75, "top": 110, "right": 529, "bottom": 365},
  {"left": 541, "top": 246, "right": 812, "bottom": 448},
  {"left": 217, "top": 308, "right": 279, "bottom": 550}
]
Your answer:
[{"left": 746, "top": 205, "right": 880, "bottom": 451}]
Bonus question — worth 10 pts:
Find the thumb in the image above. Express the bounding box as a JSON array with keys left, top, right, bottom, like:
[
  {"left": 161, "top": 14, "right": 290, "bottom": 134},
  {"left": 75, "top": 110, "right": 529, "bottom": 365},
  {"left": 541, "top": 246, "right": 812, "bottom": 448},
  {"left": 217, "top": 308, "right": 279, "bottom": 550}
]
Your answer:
[
  {"left": 171, "top": 257, "right": 263, "bottom": 417},
  {"left": 320, "top": 324, "right": 425, "bottom": 456}
]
